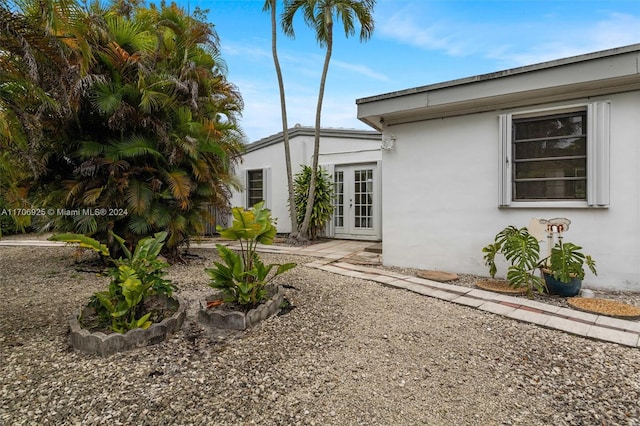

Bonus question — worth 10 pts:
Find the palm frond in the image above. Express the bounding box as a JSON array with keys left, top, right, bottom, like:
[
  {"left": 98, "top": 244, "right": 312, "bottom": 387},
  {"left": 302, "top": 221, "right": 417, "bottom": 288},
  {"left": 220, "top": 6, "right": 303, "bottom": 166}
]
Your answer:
[
  {"left": 114, "top": 135, "right": 161, "bottom": 159},
  {"left": 125, "top": 179, "right": 154, "bottom": 215},
  {"left": 164, "top": 169, "right": 193, "bottom": 207}
]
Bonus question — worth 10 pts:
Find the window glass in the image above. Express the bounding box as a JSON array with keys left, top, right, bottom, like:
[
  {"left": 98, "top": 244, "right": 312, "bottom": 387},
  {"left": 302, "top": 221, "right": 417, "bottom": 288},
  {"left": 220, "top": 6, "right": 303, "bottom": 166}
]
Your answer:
[
  {"left": 512, "top": 111, "right": 587, "bottom": 201},
  {"left": 247, "top": 170, "right": 263, "bottom": 207}
]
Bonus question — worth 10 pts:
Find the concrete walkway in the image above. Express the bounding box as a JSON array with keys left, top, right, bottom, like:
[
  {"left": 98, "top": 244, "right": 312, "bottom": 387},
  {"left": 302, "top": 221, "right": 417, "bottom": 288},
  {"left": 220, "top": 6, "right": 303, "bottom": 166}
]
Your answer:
[{"left": 2, "top": 237, "right": 639, "bottom": 348}]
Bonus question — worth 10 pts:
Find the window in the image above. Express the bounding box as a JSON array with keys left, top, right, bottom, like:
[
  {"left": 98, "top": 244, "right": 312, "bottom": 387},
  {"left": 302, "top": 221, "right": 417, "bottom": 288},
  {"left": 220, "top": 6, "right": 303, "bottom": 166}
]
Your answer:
[
  {"left": 512, "top": 111, "right": 587, "bottom": 200},
  {"left": 499, "top": 101, "right": 610, "bottom": 207},
  {"left": 246, "top": 169, "right": 264, "bottom": 208}
]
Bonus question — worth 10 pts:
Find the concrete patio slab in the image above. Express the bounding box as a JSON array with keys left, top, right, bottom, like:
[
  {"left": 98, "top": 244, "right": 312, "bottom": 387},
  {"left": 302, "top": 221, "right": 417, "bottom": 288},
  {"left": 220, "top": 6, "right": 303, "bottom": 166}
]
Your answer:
[
  {"left": 545, "top": 316, "right": 592, "bottom": 337},
  {"left": 586, "top": 326, "right": 640, "bottom": 347},
  {"left": 595, "top": 315, "right": 640, "bottom": 333},
  {"left": 451, "top": 295, "right": 486, "bottom": 308},
  {"left": 478, "top": 301, "right": 518, "bottom": 316},
  {"left": 506, "top": 308, "right": 552, "bottom": 327}
]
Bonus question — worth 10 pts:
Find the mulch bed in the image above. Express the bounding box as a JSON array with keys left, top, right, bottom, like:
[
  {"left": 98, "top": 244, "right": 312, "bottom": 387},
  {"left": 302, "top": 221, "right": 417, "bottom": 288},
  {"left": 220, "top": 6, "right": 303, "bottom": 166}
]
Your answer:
[
  {"left": 567, "top": 297, "right": 640, "bottom": 319},
  {"left": 475, "top": 279, "right": 528, "bottom": 295}
]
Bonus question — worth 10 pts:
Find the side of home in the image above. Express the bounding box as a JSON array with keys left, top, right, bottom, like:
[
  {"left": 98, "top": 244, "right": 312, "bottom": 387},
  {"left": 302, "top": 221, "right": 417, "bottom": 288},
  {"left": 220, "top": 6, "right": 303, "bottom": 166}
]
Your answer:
[
  {"left": 356, "top": 44, "right": 640, "bottom": 291},
  {"left": 229, "top": 126, "right": 382, "bottom": 240}
]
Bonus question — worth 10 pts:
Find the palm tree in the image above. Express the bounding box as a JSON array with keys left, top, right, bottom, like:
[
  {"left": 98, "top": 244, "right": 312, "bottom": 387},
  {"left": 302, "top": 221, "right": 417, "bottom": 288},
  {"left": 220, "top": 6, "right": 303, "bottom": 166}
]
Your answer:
[
  {"left": 282, "top": 0, "right": 375, "bottom": 240},
  {"left": 263, "top": 0, "right": 298, "bottom": 238},
  {"left": 0, "top": 0, "right": 86, "bottom": 178},
  {"left": 2, "top": 0, "right": 243, "bottom": 256},
  {"left": 32, "top": 1, "right": 244, "bottom": 260},
  {"left": 0, "top": 0, "right": 88, "bottom": 233}
]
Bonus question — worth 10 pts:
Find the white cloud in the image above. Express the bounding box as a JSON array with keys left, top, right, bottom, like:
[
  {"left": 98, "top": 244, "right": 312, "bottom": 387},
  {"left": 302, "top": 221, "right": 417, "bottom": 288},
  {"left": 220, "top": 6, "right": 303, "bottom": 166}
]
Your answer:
[
  {"left": 378, "top": 11, "right": 470, "bottom": 56},
  {"left": 376, "top": 3, "right": 640, "bottom": 68},
  {"left": 221, "top": 42, "right": 271, "bottom": 61},
  {"left": 592, "top": 12, "right": 640, "bottom": 49},
  {"left": 490, "top": 12, "right": 640, "bottom": 67},
  {"left": 237, "top": 78, "right": 367, "bottom": 142},
  {"left": 332, "top": 60, "right": 391, "bottom": 82}
]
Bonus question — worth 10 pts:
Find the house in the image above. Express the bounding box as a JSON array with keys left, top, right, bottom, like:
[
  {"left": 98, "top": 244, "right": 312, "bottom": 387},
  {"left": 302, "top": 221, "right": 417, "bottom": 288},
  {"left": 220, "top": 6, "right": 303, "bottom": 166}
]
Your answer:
[
  {"left": 229, "top": 125, "right": 383, "bottom": 240},
  {"left": 356, "top": 44, "right": 640, "bottom": 291}
]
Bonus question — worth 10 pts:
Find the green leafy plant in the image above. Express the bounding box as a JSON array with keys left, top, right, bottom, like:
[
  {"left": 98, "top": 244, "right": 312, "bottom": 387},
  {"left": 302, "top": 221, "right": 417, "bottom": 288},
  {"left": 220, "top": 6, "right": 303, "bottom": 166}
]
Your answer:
[
  {"left": 293, "top": 165, "right": 334, "bottom": 240},
  {"left": 206, "top": 202, "right": 296, "bottom": 309},
  {"left": 49, "top": 231, "right": 175, "bottom": 333},
  {"left": 482, "top": 226, "right": 546, "bottom": 294},
  {"left": 545, "top": 242, "right": 597, "bottom": 283},
  {"left": 483, "top": 225, "right": 598, "bottom": 294}
]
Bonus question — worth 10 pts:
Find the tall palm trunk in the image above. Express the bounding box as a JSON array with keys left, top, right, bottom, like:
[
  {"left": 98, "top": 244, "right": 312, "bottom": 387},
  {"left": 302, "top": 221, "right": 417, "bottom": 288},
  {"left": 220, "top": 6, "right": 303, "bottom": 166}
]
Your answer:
[
  {"left": 267, "top": 0, "right": 298, "bottom": 238},
  {"left": 298, "top": 16, "right": 332, "bottom": 240}
]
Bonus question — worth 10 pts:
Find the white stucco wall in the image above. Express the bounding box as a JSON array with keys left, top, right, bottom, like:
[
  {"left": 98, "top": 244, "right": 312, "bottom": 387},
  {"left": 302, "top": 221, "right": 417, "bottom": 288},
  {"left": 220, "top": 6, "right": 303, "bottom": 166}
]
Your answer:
[
  {"left": 230, "top": 129, "right": 382, "bottom": 235},
  {"left": 381, "top": 91, "right": 640, "bottom": 291}
]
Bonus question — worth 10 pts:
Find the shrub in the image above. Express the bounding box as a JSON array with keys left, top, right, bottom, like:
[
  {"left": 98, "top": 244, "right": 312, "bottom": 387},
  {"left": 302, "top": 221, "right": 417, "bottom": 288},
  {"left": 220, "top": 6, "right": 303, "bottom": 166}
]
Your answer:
[
  {"left": 206, "top": 202, "right": 296, "bottom": 309},
  {"left": 49, "top": 231, "right": 175, "bottom": 333},
  {"left": 293, "top": 165, "right": 334, "bottom": 240}
]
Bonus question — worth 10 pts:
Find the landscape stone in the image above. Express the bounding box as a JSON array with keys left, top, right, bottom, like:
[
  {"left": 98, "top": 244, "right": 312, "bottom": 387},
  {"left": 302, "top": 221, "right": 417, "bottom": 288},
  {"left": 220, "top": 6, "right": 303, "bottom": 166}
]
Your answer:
[{"left": 416, "top": 270, "right": 459, "bottom": 282}]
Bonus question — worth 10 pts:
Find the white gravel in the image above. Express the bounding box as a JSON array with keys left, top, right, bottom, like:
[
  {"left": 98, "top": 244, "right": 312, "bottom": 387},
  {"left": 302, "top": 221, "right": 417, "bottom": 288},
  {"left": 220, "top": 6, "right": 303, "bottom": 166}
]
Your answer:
[{"left": 1, "top": 246, "right": 639, "bottom": 425}]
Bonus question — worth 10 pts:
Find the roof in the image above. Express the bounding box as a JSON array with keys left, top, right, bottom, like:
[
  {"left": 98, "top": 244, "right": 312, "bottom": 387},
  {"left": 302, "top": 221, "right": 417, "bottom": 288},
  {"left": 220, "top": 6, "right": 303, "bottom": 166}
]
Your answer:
[
  {"left": 357, "top": 44, "right": 640, "bottom": 130},
  {"left": 244, "top": 126, "right": 381, "bottom": 153}
]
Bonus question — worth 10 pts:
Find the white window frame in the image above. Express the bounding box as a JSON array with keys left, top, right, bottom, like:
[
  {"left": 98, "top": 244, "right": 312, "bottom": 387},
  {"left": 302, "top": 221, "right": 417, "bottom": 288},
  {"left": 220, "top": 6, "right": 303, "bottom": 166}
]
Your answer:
[
  {"left": 499, "top": 101, "right": 610, "bottom": 208},
  {"left": 245, "top": 168, "right": 270, "bottom": 209}
]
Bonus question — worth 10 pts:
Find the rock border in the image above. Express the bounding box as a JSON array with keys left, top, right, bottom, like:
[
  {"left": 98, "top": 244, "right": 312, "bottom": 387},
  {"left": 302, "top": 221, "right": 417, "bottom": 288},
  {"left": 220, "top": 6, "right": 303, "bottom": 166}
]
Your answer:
[
  {"left": 198, "top": 285, "right": 284, "bottom": 330},
  {"left": 68, "top": 296, "right": 186, "bottom": 357}
]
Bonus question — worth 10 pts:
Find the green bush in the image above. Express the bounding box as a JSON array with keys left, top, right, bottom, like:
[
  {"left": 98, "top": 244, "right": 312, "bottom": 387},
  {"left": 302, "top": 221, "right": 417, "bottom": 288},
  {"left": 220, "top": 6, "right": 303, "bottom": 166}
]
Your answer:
[
  {"left": 49, "top": 231, "right": 175, "bottom": 333},
  {"left": 293, "top": 165, "right": 334, "bottom": 240},
  {"left": 206, "top": 202, "right": 295, "bottom": 309},
  {"left": 482, "top": 226, "right": 546, "bottom": 294}
]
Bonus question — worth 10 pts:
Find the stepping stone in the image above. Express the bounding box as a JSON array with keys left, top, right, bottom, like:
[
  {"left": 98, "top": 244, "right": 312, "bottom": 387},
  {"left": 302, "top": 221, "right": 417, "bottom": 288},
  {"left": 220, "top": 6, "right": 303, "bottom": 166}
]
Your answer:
[{"left": 416, "top": 270, "right": 458, "bottom": 282}]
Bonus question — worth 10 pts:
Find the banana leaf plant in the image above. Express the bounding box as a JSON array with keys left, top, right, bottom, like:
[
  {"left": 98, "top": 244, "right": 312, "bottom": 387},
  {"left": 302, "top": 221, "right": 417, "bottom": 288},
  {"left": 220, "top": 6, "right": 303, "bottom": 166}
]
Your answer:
[{"left": 206, "top": 202, "right": 296, "bottom": 309}]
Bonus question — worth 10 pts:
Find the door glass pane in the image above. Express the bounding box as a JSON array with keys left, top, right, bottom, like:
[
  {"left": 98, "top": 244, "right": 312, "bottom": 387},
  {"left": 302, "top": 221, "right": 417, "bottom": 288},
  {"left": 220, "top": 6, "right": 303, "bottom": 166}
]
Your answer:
[
  {"left": 333, "top": 171, "right": 344, "bottom": 227},
  {"left": 353, "top": 168, "right": 373, "bottom": 229}
]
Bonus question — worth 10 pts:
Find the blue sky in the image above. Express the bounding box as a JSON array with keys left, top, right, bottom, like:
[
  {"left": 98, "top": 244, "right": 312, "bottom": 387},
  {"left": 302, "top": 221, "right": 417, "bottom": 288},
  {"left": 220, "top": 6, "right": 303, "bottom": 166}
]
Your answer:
[{"left": 185, "top": 0, "right": 640, "bottom": 142}]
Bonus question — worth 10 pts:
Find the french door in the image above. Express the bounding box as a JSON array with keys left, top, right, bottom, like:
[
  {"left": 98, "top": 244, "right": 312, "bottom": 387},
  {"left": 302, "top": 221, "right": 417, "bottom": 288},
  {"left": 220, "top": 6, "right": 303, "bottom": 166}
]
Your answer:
[{"left": 333, "top": 164, "right": 378, "bottom": 238}]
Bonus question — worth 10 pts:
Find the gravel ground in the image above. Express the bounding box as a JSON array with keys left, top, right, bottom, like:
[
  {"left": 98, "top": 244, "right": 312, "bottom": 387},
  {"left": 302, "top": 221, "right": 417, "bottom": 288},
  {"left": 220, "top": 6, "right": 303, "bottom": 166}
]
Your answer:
[{"left": 1, "top": 246, "right": 640, "bottom": 425}]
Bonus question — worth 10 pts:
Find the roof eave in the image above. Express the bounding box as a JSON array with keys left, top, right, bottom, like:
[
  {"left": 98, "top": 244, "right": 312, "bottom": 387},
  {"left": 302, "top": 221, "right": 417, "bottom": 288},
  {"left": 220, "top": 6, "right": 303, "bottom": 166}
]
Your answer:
[{"left": 357, "top": 44, "right": 640, "bottom": 129}]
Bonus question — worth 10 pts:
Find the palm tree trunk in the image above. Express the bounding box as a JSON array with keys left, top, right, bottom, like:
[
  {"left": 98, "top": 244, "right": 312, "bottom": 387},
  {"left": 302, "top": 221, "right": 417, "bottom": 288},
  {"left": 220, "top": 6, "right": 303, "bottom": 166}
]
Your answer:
[
  {"left": 298, "top": 20, "right": 332, "bottom": 241},
  {"left": 268, "top": 0, "right": 298, "bottom": 238}
]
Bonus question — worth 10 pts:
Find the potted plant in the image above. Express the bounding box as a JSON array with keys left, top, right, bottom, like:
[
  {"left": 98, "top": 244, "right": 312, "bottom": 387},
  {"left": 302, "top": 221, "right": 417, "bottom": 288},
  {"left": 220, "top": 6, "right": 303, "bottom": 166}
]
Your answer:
[
  {"left": 483, "top": 223, "right": 597, "bottom": 297},
  {"left": 540, "top": 241, "right": 597, "bottom": 297},
  {"left": 200, "top": 202, "right": 296, "bottom": 329}
]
